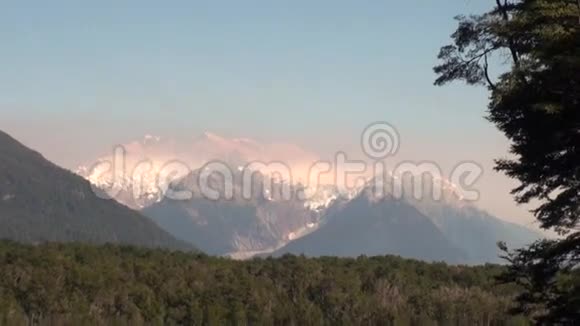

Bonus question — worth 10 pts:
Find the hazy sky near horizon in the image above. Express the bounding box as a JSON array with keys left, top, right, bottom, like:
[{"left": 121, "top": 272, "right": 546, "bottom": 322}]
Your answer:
[{"left": 0, "top": 1, "right": 539, "bottom": 227}]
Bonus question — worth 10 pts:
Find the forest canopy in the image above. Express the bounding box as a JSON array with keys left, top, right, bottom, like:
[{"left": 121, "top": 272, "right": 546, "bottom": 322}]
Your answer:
[{"left": 0, "top": 241, "right": 530, "bottom": 326}]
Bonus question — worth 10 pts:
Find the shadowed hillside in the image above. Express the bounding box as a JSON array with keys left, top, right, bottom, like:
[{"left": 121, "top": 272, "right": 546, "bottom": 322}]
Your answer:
[{"left": 0, "top": 130, "right": 192, "bottom": 250}]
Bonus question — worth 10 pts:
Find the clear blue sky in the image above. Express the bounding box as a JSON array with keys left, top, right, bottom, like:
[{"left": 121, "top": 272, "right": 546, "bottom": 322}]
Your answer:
[
  {"left": 2, "top": 1, "right": 536, "bottom": 224},
  {"left": 2, "top": 0, "right": 492, "bottom": 138}
]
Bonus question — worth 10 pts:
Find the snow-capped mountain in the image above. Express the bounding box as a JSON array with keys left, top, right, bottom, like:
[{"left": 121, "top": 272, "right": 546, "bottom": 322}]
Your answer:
[
  {"left": 272, "top": 176, "right": 541, "bottom": 263},
  {"left": 142, "top": 166, "right": 327, "bottom": 257},
  {"left": 76, "top": 132, "right": 541, "bottom": 262},
  {"left": 272, "top": 188, "right": 468, "bottom": 262},
  {"left": 76, "top": 132, "right": 323, "bottom": 209},
  {"left": 75, "top": 132, "right": 353, "bottom": 257}
]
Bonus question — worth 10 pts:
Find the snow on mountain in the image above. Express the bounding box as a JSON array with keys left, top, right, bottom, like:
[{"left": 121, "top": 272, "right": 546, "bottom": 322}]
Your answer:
[
  {"left": 302, "top": 184, "right": 364, "bottom": 211},
  {"left": 75, "top": 133, "right": 480, "bottom": 241},
  {"left": 75, "top": 132, "right": 540, "bottom": 262},
  {"left": 76, "top": 132, "right": 321, "bottom": 209}
]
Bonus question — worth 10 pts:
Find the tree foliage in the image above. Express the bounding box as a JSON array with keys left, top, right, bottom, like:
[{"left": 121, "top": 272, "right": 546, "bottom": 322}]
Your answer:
[
  {"left": 434, "top": 0, "right": 580, "bottom": 323},
  {"left": 0, "top": 241, "right": 529, "bottom": 326}
]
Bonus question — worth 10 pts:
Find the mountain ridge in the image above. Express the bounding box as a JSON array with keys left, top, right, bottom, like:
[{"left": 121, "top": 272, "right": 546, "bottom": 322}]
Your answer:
[
  {"left": 0, "top": 129, "right": 192, "bottom": 251},
  {"left": 69, "top": 132, "right": 542, "bottom": 262},
  {"left": 271, "top": 190, "right": 469, "bottom": 263}
]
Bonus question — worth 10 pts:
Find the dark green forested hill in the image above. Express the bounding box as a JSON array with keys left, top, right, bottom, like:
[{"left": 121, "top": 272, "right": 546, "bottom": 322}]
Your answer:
[
  {"left": 0, "top": 130, "right": 191, "bottom": 250},
  {"left": 0, "top": 241, "right": 529, "bottom": 325}
]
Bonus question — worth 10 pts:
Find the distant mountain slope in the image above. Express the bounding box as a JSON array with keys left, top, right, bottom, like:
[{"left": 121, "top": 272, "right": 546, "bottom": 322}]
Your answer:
[
  {"left": 413, "top": 201, "right": 540, "bottom": 264},
  {"left": 272, "top": 191, "right": 467, "bottom": 263},
  {"left": 0, "top": 130, "right": 192, "bottom": 250},
  {"left": 144, "top": 168, "right": 321, "bottom": 256}
]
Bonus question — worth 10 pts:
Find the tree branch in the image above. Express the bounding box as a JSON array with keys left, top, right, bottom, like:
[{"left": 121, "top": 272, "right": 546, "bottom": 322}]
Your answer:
[
  {"left": 460, "top": 47, "right": 495, "bottom": 66},
  {"left": 496, "top": 0, "right": 520, "bottom": 67},
  {"left": 484, "top": 54, "right": 497, "bottom": 90},
  {"left": 577, "top": 0, "right": 580, "bottom": 25}
]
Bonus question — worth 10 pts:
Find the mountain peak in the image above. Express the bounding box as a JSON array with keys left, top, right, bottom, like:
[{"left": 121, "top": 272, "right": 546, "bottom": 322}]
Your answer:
[
  {"left": 199, "top": 131, "right": 226, "bottom": 142},
  {"left": 143, "top": 134, "right": 162, "bottom": 142}
]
